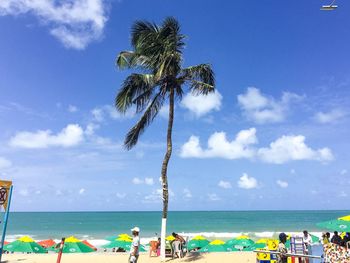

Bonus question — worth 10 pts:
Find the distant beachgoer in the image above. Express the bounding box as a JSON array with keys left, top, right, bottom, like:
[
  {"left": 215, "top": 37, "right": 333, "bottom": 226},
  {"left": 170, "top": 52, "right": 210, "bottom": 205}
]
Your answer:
[
  {"left": 171, "top": 232, "right": 185, "bottom": 258},
  {"left": 322, "top": 232, "right": 329, "bottom": 244},
  {"left": 129, "top": 227, "right": 140, "bottom": 263},
  {"left": 277, "top": 233, "right": 288, "bottom": 263},
  {"left": 331, "top": 231, "right": 342, "bottom": 246},
  {"left": 342, "top": 232, "right": 350, "bottom": 248},
  {"left": 302, "top": 230, "right": 313, "bottom": 263}
]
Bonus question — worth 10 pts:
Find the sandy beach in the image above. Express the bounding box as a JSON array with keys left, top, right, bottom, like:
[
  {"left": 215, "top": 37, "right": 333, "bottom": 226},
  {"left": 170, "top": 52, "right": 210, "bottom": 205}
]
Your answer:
[{"left": 2, "top": 252, "right": 256, "bottom": 263}]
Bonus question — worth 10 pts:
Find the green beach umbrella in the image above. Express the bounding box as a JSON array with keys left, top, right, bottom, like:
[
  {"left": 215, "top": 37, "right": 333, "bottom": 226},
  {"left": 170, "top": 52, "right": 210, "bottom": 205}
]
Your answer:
[
  {"left": 105, "top": 233, "right": 133, "bottom": 242},
  {"left": 103, "top": 237, "right": 146, "bottom": 252},
  {"left": 226, "top": 238, "right": 255, "bottom": 248},
  {"left": 188, "top": 236, "right": 210, "bottom": 250},
  {"left": 317, "top": 214, "right": 350, "bottom": 232},
  {"left": 242, "top": 243, "right": 266, "bottom": 251},
  {"left": 4, "top": 236, "right": 47, "bottom": 253},
  {"left": 51, "top": 236, "right": 95, "bottom": 253},
  {"left": 198, "top": 240, "right": 234, "bottom": 252}
]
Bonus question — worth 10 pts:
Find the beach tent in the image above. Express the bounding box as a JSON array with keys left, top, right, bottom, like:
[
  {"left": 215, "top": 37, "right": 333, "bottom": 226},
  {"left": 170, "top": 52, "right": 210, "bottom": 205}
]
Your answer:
[
  {"left": 198, "top": 240, "right": 234, "bottom": 252},
  {"left": 187, "top": 236, "right": 210, "bottom": 250},
  {"left": 54, "top": 236, "right": 95, "bottom": 253},
  {"left": 317, "top": 214, "right": 350, "bottom": 232},
  {"left": 38, "top": 239, "right": 56, "bottom": 248},
  {"left": 103, "top": 236, "right": 146, "bottom": 252},
  {"left": 82, "top": 240, "right": 97, "bottom": 251},
  {"left": 4, "top": 236, "right": 47, "bottom": 253}
]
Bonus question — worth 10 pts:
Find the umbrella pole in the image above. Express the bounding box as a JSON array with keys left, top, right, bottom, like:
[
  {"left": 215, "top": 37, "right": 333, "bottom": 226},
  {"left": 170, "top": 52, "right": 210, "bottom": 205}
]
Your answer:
[{"left": 56, "top": 238, "right": 66, "bottom": 263}]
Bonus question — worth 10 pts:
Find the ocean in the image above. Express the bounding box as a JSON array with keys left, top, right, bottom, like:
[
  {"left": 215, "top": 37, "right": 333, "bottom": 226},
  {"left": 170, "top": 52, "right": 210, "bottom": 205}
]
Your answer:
[{"left": 3, "top": 210, "right": 348, "bottom": 245}]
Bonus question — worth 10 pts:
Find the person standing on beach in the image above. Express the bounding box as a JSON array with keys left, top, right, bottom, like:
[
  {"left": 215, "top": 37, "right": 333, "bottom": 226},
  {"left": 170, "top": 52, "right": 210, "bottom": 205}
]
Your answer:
[
  {"left": 331, "top": 231, "right": 342, "bottom": 245},
  {"left": 302, "top": 230, "right": 313, "bottom": 263},
  {"left": 277, "top": 233, "right": 288, "bottom": 263},
  {"left": 129, "top": 227, "right": 140, "bottom": 263}
]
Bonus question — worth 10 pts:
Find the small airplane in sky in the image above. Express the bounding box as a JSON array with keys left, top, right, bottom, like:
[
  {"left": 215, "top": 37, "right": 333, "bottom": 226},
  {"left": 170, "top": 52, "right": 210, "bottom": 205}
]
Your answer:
[{"left": 321, "top": 0, "right": 338, "bottom": 10}]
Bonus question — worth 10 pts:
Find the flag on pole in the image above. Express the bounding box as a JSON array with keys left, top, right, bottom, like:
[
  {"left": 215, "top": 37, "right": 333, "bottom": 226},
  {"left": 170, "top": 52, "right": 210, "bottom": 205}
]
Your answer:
[{"left": 0, "top": 181, "right": 12, "bottom": 211}]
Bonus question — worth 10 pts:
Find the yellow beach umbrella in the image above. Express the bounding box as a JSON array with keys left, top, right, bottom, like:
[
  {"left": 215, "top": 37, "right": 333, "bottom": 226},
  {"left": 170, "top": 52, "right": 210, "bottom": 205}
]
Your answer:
[
  {"left": 192, "top": 235, "right": 207, "bottom": 240},
  {"left": 166, "top": 235, "right": 175, "bottom": 241},
  {"left": 118, "top": 233, "right": 132, "bottom": 240},
  {"left": 236, "top": 235, "right": 250, "bottom": 240},
  {"left": 256, "top": 238, "right": 270, "bottom": 244},
  {"left": 339, "top": 215, "right": 350, "bottom": 221}
]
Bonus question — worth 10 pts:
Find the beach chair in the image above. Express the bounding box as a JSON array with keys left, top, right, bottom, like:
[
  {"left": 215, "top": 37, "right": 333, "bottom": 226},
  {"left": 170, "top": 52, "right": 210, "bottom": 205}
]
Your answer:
[
  {"left": 165, "top": 240, "right": 173, "bottom": 258},
  {"left": 149, "top": 241, "right": 158, "bottom": 257}
]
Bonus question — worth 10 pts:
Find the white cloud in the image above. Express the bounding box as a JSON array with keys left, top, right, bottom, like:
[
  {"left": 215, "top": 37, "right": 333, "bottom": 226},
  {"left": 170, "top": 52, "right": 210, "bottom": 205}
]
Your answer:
[
  {"left": 237, "top": 87, "right": 302, "bottom": 124},
  {"left": 314, "top": 109, "right": 347, "bottom": 124},
  {"left": 132, "top": 177, "right": 143, "bottom": 185},
  {"left": 132, "top": 177, "right": 154, "bottom": 185},
  {"left": 19, "top": 189, "right": 29, "bottom": 196},
  {"left": 183, "top": 188, "right": 192, "bottom": 199},
  {"left": 237, "top": 173, "right": 258, "bottom": 189},
  {"left": 0, "top": 0, "right": 108, "bottom": 49},
  {"left": 276, "top": 180, "right": 288, "bottom": 188},
  {"left": 180, "top": 129, "right": 333, "bottom": 164},
  {"left": 290, "top": 169, "right": 296, "bottom": 174},
  {"left": 0, "top": 157, "right": 12, "bottom": 170},
  {"left": 218, "top": 180, "right": 232, "bottom": 189},
  {"left": 116, "top": 192, "right": 126, "bottom": 199},
  {"left": 79, "top": 188, "right": 85, "bottom": 195},
  {"left": 180, "top": 128, "right": 257, "bottom": 159},
  {"left": 144, "top": 177, "right": 154, "bottom": 186},
  {"left": 9, "top": 124, "right": 84, "bottom": 149},
  {"left": 68, "top": 105, "right": 78, "bottom": 113},
  {"left": 208, "top": 193, "right": 220, "bottom": 201},
  {"left": 143, "top": 188, "right": 174, "bottom": 203},
  {"left": 340, "top": 169, "right": 347, "bottom": 175},
  {"left": 181, "top": 91, "right": 222, "bottom": 117},
  {"left": 91, "top": 105, "right": 134, "bottom": 122},
  {"left": 258, "top": 135, "right": 334, "bottom": 164},
  {"left": 85, "top": 123, "right": 100, "bottom": 136}
]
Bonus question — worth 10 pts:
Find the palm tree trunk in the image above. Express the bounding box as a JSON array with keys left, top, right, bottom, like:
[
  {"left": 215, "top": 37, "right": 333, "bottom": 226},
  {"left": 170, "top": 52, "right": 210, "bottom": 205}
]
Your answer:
[{"left": 160, "top": 87, "right": 174, "bottom": 260}]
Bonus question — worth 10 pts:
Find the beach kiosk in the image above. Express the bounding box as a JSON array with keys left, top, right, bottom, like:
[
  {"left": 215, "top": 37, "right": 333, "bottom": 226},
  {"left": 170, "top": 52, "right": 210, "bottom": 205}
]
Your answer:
[
  {"left": 256, "top": 239, "right": 278, "bottom": 263},
  {"left": 0, "top": 180, "right": 13, "bottom": 262}
]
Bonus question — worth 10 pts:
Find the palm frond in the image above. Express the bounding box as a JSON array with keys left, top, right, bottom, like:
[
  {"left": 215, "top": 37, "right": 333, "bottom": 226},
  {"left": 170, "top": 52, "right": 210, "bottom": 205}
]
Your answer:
[
  {"left": 124, "top": 92, "right": 164, "bottom": 149},
  {"left": 180, "top": 64, "right": 215, "bottom": 95},
  {"left": 115, "top": 74, "right": 155, "bottom": 113}
]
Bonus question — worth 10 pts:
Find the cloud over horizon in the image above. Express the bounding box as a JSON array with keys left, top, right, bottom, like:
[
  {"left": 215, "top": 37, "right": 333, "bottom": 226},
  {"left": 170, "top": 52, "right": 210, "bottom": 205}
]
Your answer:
[{"left": 180, "top": 128, "right": 333, "bottom": 164}]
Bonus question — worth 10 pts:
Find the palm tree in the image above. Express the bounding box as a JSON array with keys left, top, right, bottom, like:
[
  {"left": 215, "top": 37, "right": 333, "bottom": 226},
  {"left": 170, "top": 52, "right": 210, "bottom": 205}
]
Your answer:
[{"left": 115, "top": 17, "right": 215, "bottom": 258}]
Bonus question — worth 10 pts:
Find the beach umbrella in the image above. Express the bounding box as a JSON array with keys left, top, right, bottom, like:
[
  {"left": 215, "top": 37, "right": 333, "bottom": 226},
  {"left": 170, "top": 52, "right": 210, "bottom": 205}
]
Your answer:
[
  {"left": 256, "top": 238, "right": 269, "bottom": 244},
  {"left": 38, "top": 239, "right": 56, "bottom": 248},
  {"left": 82, "top": 240, "right": 97, "bottom": 251},
  {"left": 53, "top": 236, "right": 95, "bottom": 253},
  {"left": 188, "top": 236, "right": 210, "bottom": 250},
  {"left": 226, "top": 238, "right": 255, "bottom": 248},
  {"left": 236, "top": 235, "right": 250, "bottom": 240},
  {"left": 198, "top": 240, "right": 233, "bottom": 252},
  {"left": 317, "top": 214, "right": 350, "bottom": 232},
  {"left": 243, "top": 243, "right": 266, "bottom": 251},
  {"left": 166, "top": 235, "right": 175, "bottom": 241},
  {"left": 106, "top": 233, "right": 132, "bottom": 241},
  {"left": 310, "top": 234, "right": 320, "bottom": 243},
  {"left": 4, "top": 236, "right": 47, "bottom": 253},
  {"left": 103, "top": 237, "right": 146, "bottom": 252}
]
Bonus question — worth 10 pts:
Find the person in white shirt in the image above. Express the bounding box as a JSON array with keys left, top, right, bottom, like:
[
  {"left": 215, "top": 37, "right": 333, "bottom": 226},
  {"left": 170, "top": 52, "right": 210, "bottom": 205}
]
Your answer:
[
  {"left": 129, "top": 227, "right": 140, "bottom": 263},
  {"left": 302, "top": 230, "right": 313, "bottom": 263}
]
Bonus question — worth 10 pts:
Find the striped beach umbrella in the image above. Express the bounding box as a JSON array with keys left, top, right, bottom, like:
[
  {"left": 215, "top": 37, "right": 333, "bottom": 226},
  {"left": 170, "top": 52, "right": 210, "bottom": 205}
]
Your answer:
[{"left": 4, "top": 236, "right": 47, "bottom": 253}]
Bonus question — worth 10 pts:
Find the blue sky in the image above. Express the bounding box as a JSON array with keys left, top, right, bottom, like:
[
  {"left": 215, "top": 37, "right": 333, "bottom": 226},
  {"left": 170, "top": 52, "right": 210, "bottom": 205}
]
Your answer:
[{"left": 0, "top": 0, "right": 349, "bottom": 211}]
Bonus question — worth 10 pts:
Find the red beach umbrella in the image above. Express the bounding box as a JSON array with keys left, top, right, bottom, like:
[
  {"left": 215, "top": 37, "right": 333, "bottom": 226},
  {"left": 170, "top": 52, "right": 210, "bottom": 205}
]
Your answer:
[
  {"left": 38, "top": 239, "right": 56, "bottom": 248},
  {"left": 82, "top": 240, "right": 97, "bottom": 251}
]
